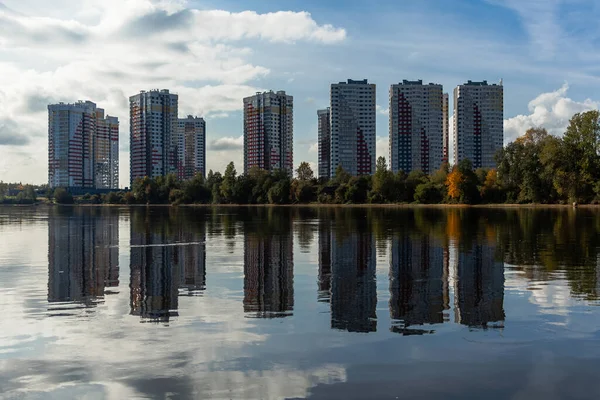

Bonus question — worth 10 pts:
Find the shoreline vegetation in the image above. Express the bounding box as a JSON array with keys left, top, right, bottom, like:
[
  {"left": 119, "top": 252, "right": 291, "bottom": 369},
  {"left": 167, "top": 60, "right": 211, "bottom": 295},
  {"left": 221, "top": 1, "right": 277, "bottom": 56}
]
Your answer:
[{"left": 3, "top": 110, "right": 600, "bottom": 207}]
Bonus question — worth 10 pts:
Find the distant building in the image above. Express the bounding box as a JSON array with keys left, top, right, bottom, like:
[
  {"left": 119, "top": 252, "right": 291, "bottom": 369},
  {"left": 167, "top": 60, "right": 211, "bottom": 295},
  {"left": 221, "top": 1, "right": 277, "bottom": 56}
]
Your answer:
[
  {"left": 176, "top": 116, "right": 206, "bottom": 180},
  {"left": 330, "top": 79, "right": 376, "bottom": 177},
  {"left": 442, "top": 93, "right": 449, "bottom": 164},
  {"left": 243, "top": 91, "right": 293, "bottom": 175},
  {"left": 48, "top": 101, "right": 119, "bottom": 189},
  {"left": 317, "top": 108, "right": 331, "bottom": 179},
  {"left": 389, "top": 80, "right": 444, "bottom": 175},
  {"left": 453, "top": 80, "right": 504, "bottom": 168},
  {"left": 129, "top": 89, "right": 178, "bottom": 185}
]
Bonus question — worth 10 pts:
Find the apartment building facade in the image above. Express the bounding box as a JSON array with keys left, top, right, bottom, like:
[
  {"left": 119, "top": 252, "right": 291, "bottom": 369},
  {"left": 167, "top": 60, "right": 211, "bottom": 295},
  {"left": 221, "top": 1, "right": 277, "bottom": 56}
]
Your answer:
[
  {"left": 243, "top": 91, "right": 293, "bottom": 175},
  {"left": 330, "top": 79, "right": 376, "bottom": 177}
]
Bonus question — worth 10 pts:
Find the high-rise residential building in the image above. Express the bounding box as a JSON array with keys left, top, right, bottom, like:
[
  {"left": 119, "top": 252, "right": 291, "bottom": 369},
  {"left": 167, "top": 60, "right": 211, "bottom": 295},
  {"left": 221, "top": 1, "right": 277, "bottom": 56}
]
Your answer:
[
  {"left": 330, "top": 79, "right": 376, "bottom": 177},
  {"left": 389, "top": 80, "right": 443, "bottom": 175},
  {"left": 95, "top": 109, "right": 119, "bottom": 189},
  {"left": 442, "top": 93, "right": 449, "bottom": 164},
  {"left": 48, "top": 101, "right": 119, "bottom": 189},
  {"left": 129, "top": 89, "right": 178, "bottom": 185},
  {"left": 317, "top": 108, "right": 331, "bottom": 179},
  {"left": 453, "top": 80, "right": 503, "bottom": 169},
  {"left": 176, "top": 116, "right": 206, "bottom": 180},
  {"left": 243, "top": 90, "right": 293, "bottom": 175}
]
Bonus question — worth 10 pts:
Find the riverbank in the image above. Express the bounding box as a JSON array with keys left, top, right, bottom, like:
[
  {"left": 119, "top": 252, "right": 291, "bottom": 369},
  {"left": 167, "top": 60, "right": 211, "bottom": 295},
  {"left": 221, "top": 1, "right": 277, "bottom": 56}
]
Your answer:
[{"left": 2, "top": 202, "right": 595, "bottom": 209}]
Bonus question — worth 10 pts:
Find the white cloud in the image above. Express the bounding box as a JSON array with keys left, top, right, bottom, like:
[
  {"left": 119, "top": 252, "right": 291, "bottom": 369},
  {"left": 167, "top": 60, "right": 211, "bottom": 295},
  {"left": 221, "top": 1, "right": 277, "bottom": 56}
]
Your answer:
[
  {"left": 308, "top": 143, "right": 318, "bottom": 153},
  {"left": 376, "top": 104, "right": 389, "bottom": 115},
  {"left": 504, "top": 83, "right": 599, "bottom": 143},
  {"left": 209, "top": 136, "right": 243, "bottom": 151},
  {"left": 376, "top": 136, "right": 388, "bottom": 165},
  {"left": 0, "top": 0, "right": 346, "bottom": 186}
]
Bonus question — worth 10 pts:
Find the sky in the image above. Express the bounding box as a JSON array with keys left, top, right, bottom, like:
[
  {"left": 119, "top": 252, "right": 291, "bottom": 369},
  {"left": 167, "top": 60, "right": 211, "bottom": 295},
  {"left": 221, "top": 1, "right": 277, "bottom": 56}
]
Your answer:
[{"left": 1, "top": 0, "right": 600, "bottom": 187}]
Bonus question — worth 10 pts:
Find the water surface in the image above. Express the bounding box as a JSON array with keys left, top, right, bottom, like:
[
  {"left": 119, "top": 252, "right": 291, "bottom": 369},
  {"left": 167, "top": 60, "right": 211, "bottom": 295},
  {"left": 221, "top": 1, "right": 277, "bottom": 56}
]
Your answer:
[{"left": 1, "top": 206, "right": 600, "bottom": 399}]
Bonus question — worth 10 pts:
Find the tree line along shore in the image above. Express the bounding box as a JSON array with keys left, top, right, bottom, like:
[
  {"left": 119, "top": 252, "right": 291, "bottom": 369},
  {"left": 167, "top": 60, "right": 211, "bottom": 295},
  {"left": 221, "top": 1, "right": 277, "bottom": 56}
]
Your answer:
[{"left": 3, "top": 110, "right": 600, "bottom": 207}]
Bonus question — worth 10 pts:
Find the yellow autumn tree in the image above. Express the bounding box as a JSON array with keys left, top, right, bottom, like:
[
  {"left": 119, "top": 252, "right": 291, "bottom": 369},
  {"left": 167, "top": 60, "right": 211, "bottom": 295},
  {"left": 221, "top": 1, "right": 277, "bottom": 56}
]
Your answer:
[{"left": 445, "top": 169, "right": 464, "bottom": 201}]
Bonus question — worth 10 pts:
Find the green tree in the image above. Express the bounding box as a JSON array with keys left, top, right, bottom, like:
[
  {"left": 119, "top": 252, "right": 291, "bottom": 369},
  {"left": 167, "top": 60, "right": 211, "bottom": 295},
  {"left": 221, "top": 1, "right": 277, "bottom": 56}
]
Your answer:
[
  {"left": 560, "top": 111, "right": 600, "bottom": 202},
  {"left": 54, "top": 188, "right": 74, "bottom": 204},
  {"left": 370, "top": 156, "right": 395, "bottom": 203},
  {"left": 333, "top": 165, "right": 351, "bottom": 185},
  {"left": 414, "top": 182, "right": 443, "bottom": 204},
  {"left": 457, "top": 159, "right": 480, "bottom": 204},
  {"left": 104, "top": 191, "right": 120, "bottom": 204},
  {"left": 267, "top": 179, "right": 290, "bottom": 204},
  {"left": 220, "top": 162, "right": 237, "bottom": 203},
  {"left": 345, "top": 176, "right": 370, "bottom": 203},
  {"left": 296, "top": 162, "right": 314, "bottom": 181},
  {"left": 405, "top": 170, "right": 428, "bottom": 202},
  {"left": 184, "top": 173, "right": 211, "bottom": 203}
]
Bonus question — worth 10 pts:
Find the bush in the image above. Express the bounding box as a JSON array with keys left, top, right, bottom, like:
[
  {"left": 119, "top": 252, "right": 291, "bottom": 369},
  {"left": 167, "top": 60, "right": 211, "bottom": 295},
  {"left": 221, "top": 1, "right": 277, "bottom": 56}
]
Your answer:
[
  {"left": 414, "top": 182, "right": 443, "bottom": 204},
  {"left": 169, "top": 189, "right": 188, "bottom": 205},
  {"left": 104, "top": 192, "right": 120, "bottom": 204},
  {"left": 54, "top": 188, "right": 74, "bottom": 204}
]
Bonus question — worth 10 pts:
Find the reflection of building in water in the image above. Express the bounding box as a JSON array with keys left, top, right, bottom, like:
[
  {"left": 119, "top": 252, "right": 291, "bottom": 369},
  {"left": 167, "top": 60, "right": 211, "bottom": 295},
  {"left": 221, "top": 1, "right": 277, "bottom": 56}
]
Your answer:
[
  {"left": 129, "top": 211, "right": 207, "bottom": 321},
  {"left": 331, "top": 231, "right": 377, "bottom": 333},
  {"left": 48, "top": 211, "right": 119, "bottom": 306},
  {"left": 178, "top": 231, "right": 206, "bottom": 295},
  {"left": 318, "top": 221, "right": 332, "bottom": 303},
  {"left": 243, "top": 233, "right": 294, "bottom": 318},
  {"left": 130, "top": 230, "right": 180, "bottom": 322},
  {"left": 454, "top": 244, "right": 505, "bottom": 328},
  {"left": 389, "top": 235, "right": 449, "bottom": 334}
]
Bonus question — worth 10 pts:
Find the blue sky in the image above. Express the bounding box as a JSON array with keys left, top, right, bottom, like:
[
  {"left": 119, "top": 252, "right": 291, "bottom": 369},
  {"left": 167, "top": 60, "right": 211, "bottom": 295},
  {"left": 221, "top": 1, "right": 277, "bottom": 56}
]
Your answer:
[{"left": 1, "top": 0, "right": 599, "bottom": 185}]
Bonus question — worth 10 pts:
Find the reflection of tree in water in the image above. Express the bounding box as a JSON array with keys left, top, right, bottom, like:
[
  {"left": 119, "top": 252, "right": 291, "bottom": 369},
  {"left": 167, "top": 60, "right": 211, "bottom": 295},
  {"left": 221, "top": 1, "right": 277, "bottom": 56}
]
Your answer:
[{"left": 498, "top": 208, "right": 600, "bottom": 301}]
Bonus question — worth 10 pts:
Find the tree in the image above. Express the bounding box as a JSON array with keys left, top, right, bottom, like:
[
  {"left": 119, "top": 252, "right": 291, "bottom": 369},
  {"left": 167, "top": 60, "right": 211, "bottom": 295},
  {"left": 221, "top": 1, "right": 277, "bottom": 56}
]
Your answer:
[
  {"left": 220, "top": 162, "right": 237, "bottom": 203},
  {"left": 456, "top": 159, "right": 480, "bottom": 204},
  {"left": 405, "top": 170, "right": 428, "bottom": 202},
  {"left": 104, "top": 191, "right": 120, "bottom": 204},
  {"left": 333, "top": 165, "right": 351, "bottom": 185},
  {"left": 370, "top": 156, "right": 395, "bottom": 203},
  {"left": 497, "top": 128, "right": 554, "bottom": 203},
  {"left": 184, "top": 173, "right": 211, "bottom": 204},
  {"left": 345, "top": 176, "right": 370, "bottom": 203},
  {"left": 414, "top": 182, "right": 443, "bottom": 204},
  {"left": 296, "top": 162, "right": 314, "bottom": 181},
  {"left": 446, "top": 169, "right": 464, "bottom": 201},
  {"left": 480, "top": 169, "right": 504, "bottom": 203},
  {"left": 560, "top": 111, "right": 600, "bottom": 202},
  {"left": 431, "top": 163, "right": 449, "bottom": 185},
  {"left": 54, "top": 188, "right": 74, "bottom": 204},
  {"left": 267, "top": 180, "right": 290, "bottom": 204}
]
